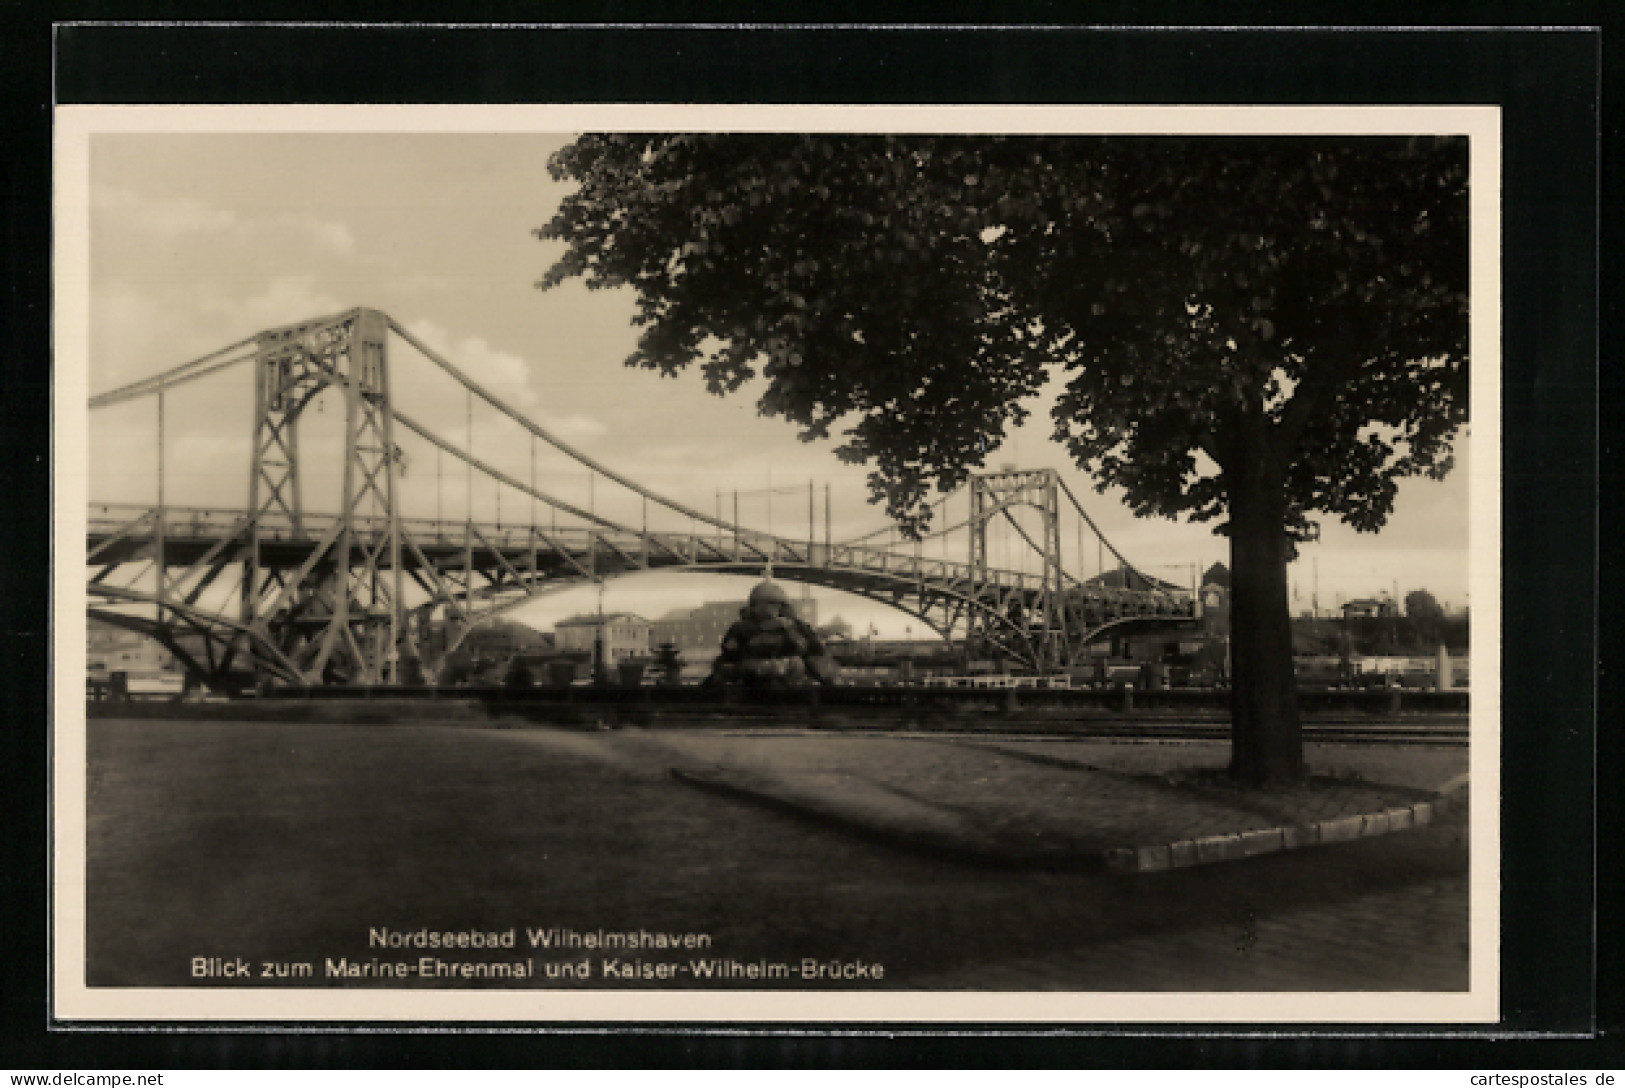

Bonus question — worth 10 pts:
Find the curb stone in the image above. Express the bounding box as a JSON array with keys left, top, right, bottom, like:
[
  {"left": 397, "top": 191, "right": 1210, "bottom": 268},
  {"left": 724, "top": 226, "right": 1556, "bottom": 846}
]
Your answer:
[
  {"left": 1195, "top": 834, "right": 1241, "bottom": 864},
  {"left": 1318, "top": 815, "right": 1366, "bottom": 844},
  {"left": 669, "top": 759, "right": 1463, "bottom": 876},
  {"left": 1104, "top": 796, "right": 1455, "bottom": 873},
  {"left": 1241, "top": 828, "right": 1283, "bottom": 856}
]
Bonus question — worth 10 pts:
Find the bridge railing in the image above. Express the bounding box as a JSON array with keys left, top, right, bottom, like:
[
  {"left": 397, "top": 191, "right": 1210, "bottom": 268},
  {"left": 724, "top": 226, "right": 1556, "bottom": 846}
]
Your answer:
[
  {"left": 826, "top": 541, "right": 1053, "bottom": 594},
  {"left": 88, "top": 502, "right": 1192, "bottom": 617},
  {"left": 87, "top": 502, "right": 824, "bottom": 568}
]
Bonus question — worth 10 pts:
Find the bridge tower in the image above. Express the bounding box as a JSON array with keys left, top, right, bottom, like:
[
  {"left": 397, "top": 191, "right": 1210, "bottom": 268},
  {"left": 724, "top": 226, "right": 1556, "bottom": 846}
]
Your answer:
[
  {"left": 242, "top": 308, "right": 408, "bottom": 683},
  {"left": 967, "top": 468, "right": 1068, "bottom": 671}
]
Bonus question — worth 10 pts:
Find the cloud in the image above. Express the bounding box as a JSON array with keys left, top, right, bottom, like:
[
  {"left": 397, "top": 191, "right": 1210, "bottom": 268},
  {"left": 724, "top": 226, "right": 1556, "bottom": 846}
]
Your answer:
[
  {"left": 201, "top": 275, "right": 346, "bottom": 334},
  {"left": 387, "top": 319, "right": 623, "bottom": 483},
  {"left": 398, "top": 318, "right": 542, "bottom": 411},
  {"left": 272, "top": 211, "right": 355, "bottom": 257},
  {"left": 92, "top": 185, "right": 355, "bottom": 256},
  {"left": 90, "top": 275, "right": 346, "bottom": 409}
]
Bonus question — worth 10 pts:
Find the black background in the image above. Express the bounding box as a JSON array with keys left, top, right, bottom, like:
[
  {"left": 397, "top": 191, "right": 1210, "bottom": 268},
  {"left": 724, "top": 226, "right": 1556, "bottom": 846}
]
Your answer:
[{"left": 3, "top": 5, "right": 1614, "bottom": 1070}]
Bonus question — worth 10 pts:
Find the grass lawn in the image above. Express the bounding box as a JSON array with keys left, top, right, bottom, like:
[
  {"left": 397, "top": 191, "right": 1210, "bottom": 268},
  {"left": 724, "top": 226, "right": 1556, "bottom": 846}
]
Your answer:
[{"left": 84, "top": 718, "right": 1467, "bottom": 990}]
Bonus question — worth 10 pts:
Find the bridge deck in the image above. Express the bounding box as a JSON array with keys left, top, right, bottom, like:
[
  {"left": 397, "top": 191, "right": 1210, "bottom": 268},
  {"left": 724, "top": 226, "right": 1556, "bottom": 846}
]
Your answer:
[{"left": 88, "top": 502, "right": 1193, "bottom": 609}]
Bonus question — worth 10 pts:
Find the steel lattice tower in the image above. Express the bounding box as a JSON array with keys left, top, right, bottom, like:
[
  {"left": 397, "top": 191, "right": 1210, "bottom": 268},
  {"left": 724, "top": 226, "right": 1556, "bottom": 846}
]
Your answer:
[
  {"left": 242, "top": 309, "right": 406, "bottom": 683},
  {"left": 968, "top": 468, "right": 1068, "bottom": 670}
]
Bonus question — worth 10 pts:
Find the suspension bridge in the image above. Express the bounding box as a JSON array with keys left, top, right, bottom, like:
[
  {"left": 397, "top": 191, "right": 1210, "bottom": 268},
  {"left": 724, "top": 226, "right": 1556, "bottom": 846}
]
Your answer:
[{"left": 85, "top": 307, "right": 1197, "bottom": 689}]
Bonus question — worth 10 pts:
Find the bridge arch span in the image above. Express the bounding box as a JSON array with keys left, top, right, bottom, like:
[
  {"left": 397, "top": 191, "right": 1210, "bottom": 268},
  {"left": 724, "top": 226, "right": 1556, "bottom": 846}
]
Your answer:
[
  {"left": 86, "top": 308, "right": 1193, "bottom": 686},
  {"left": 426, "top": 560, "right": 1119, "bottom": 678}
]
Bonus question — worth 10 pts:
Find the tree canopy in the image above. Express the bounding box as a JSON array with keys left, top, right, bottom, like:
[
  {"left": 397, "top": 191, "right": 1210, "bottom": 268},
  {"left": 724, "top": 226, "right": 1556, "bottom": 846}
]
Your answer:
[
  {"left": 537, "top": 133, "right": 1469, "bottom": 783},
  {"left": 1404, "top": 588, "right": 1446, "bottom": 622},
  {"left": 1404, "top": 587, "right": 1448, "bottom": 648},
  {"left": 539, "top": 134, "right": 1467, "bottom": 537}
]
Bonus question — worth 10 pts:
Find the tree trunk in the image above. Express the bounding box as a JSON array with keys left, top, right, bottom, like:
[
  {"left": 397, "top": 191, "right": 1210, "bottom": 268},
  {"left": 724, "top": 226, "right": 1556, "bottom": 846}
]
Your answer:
[{"left": 1225, "top": 430, "right": 1304, "bottom": 786}]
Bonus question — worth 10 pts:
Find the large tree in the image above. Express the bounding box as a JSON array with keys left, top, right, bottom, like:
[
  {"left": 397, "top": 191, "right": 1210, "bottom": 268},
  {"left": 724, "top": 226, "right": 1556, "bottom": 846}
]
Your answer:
[
  {"left": 537, "top": 134, "right": 1468, "bottom": 785},
  {"left": 1405, "top": 588, "right": 1448, "bottom": 650}
]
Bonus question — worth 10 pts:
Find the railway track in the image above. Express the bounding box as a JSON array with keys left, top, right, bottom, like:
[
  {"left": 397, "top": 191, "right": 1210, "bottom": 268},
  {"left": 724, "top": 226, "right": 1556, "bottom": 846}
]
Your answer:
[
  {"left": 92, "top": 691, "right": 1471, "bottom": 746},
  {"left": 715, "top": 716, "right": 1470, "bottom": 746},
  {"left": 974, "top": 721, "right": 1468, "bottom": 746}
]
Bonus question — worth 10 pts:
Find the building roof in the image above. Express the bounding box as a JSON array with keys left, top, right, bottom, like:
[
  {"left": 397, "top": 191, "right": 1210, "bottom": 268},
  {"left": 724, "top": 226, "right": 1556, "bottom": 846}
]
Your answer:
[
  {"left": 555, "top": 611, "right": 649, "bottom": 628},
  {"left": 652, "top": 600, "right": 748, "bottom": 625},
  {"left": 1083, "top": 567, "right": 1190, "bottom": 594}
]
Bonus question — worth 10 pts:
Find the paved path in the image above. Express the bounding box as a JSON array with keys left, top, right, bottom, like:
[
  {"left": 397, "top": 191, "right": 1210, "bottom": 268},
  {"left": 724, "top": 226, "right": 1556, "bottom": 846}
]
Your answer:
[{"left": 914, "top": 874, "right": 1469, "bottom": 991}]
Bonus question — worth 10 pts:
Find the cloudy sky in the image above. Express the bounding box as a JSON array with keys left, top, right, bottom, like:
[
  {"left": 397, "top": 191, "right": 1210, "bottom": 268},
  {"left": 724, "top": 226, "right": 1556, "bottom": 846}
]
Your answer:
[{"left": 82, "top": 130, "right": 1476, "bottom": 637}]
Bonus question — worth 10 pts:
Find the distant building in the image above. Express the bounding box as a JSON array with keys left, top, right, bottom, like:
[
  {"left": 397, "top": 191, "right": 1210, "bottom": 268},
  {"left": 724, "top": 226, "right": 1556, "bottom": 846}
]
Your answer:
[
  {"left": 651, "top": 594, "right": 820, "bottom": 657},
  {"left": 818, "top": 614, "right": 852, "bottom": 641},
  {"left": 87, "top": 619, "right": 177, "bottom": 677},
  {"left": 651, "top": 600, "right": 745, "bottom": 656},
  {"left": 1342, "top": 597, "right": 1397, "bottom": 619},
  {"left": 553, "top": 612, "right": 651, "bottom": 664}
]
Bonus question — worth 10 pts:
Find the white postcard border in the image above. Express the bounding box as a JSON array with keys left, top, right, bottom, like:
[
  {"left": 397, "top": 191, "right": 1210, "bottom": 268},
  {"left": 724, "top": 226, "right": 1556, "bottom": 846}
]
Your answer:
[{"left": 52, "top": 102, "right": 1502, "bottom": 1025}]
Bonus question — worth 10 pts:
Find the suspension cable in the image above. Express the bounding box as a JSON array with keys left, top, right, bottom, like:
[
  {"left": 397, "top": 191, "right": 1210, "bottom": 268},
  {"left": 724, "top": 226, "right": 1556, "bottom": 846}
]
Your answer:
[
  {"left": 89, "top": 337, "right": 259, "bottom": 409},
  {"left": 1054, "top": 475, "right": 1151, "bottom": 587},
  {"left": 91, "top": 308, "right": 373, "bottom": 411},
  {"left": 390, "top": 316, "right": 746, "bottom": 535},
  {"left": 838, "top": 484, "right": 964, "bottom": 545},
  {"left": 394, "top": 411, "right": 630, "bottom": 532}
]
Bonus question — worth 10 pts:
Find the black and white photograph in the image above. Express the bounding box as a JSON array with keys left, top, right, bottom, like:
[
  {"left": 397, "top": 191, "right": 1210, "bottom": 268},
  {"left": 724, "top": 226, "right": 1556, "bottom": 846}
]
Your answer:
[{"left": 52, "top": 103, "right": 1500, "bottom": 1024}]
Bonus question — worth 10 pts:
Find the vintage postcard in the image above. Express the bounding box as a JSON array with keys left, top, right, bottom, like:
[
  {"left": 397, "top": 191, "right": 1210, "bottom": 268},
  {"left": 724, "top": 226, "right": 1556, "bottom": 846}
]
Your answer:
[{"left": 52, "top": 103, "right": 1501, "bottom": 1024}]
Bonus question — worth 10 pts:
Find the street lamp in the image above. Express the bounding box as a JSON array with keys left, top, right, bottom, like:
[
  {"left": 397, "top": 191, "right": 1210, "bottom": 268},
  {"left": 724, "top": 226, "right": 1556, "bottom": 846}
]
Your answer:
[{"left": 593, "top": 578, "right": 607, "bottom": 684}]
